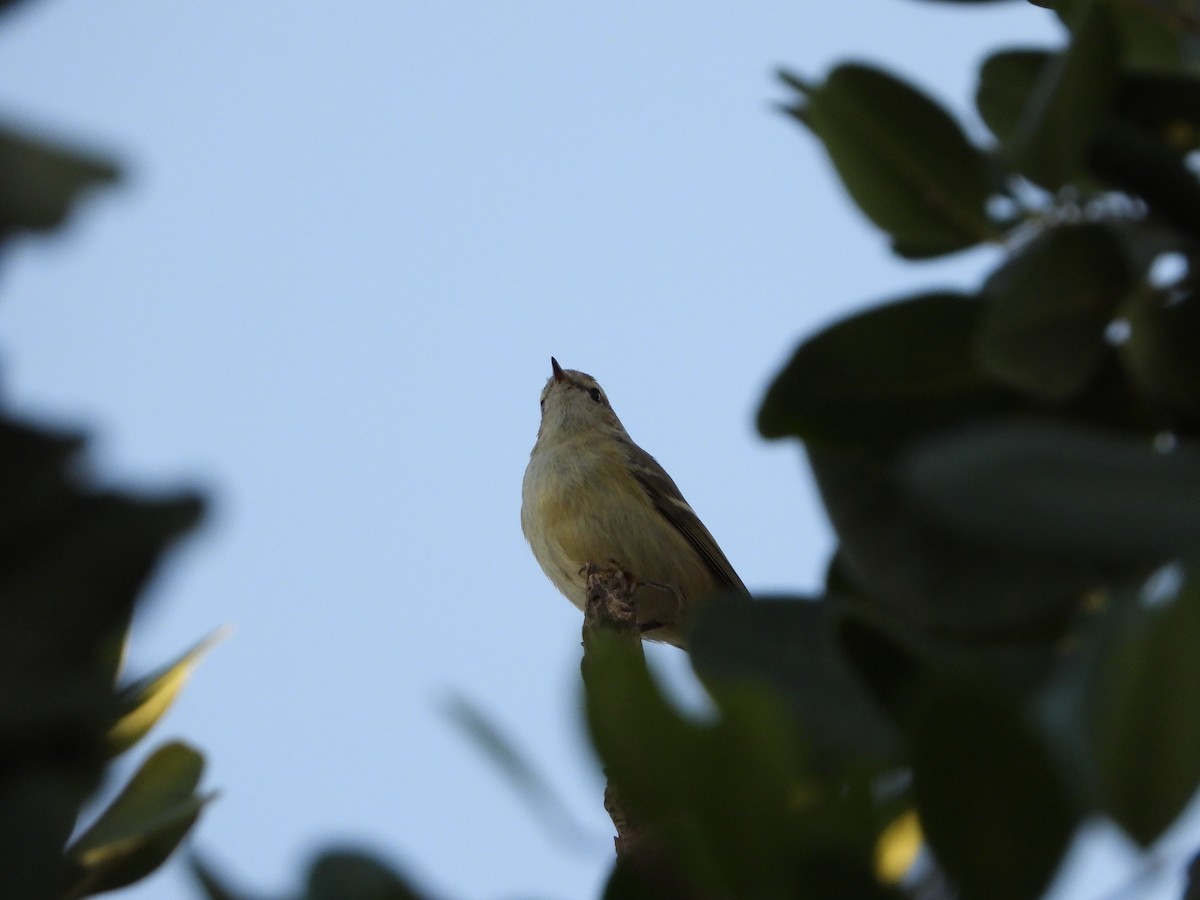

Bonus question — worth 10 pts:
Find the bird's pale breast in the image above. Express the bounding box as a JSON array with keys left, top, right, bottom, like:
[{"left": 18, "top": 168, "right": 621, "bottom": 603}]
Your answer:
[{"left": 522, "top": 436, "right": 717, "bottom": 639}]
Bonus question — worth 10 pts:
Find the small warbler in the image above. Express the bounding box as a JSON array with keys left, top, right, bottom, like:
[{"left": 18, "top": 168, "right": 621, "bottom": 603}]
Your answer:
[{"left": 521, "top": 358, "right": 747, "bottom": 647}]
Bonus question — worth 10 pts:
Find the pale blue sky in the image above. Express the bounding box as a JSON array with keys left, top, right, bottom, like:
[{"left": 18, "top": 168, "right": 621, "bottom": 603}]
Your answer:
[{"left": 0, "top": 2, "right": 1190, "bottom": 898}]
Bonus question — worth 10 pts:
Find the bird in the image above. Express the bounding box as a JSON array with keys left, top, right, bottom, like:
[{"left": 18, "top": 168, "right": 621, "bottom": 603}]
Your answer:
[{"left": 521, "top": 357, "right": 747, "bottom": 648}]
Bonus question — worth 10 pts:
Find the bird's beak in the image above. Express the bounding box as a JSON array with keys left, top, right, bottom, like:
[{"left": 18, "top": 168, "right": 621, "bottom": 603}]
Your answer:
[{"left": 551, "top": 357, "right": 565, "bottom": 382}]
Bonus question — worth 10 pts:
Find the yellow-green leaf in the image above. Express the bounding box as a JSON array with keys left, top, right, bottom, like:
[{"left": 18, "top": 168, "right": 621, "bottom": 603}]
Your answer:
[{"left": 107, "top": 628, "right": 228, "bottom": 757}]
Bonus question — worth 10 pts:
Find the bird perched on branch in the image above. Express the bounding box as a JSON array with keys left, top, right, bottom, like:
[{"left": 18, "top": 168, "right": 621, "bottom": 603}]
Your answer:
[{"left": 521, "top": 358, "right": 748, "bottom": 648}]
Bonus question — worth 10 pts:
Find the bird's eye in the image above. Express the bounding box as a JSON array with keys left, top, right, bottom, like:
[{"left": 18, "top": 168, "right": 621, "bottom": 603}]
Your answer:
[{"left": 588, "top": 387, "right": 602, "bottom": 403}]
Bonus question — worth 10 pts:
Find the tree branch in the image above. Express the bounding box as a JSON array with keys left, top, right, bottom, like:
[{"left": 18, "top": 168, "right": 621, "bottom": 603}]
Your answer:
[
  {"left": 579, "top": 564, "right": 647, "bottom": 859},
  {"left": 579, "top": 565, "right": 706, "bottom": 897}
]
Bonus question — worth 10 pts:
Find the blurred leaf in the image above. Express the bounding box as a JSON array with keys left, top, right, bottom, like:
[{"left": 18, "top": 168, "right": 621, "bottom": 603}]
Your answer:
[
  {"left": 689, "top": 597, "right": 901, "bottom": 762},
  {"left": 1120, "top": 287, "right": 1200, "bottom": 418},
  {"left": 0, "top": 412, "right": 205, "bottom": 899},
  {"left": 443, "top": 693, "right": 591, "bottom": 849},
  {"left": 1032, "top": 580, "right": 1137, "bottom": 799},
  {"left": 809, "top": 443, "right": 1099, "bottom": 640},
  {"left": 585, "top": 629, "right": 890, "bottom": 897},
  {"left": 910, "top": 682, "right": 1078, "bottom": 900},
  {"left": 0, "top": 419, "right": 85, "bottom": 515},
  {"left": 65, "top": 742, "right": 211, "bottom": 896},
  {"left": 782, "top": 64, "right": 996, "bottom": 257},
  {"left": 1102, "top": 0, "right": 1200, "bottom": 72},
  {"left": 0, "top": 487, "right": 204, "bottom": 668},
  {"left": 837, "top": 615, "right": 925, "bottom": 724},
  {"left": 977, "top": 49, "right": 1053, "bottom": 145},
  {"left": 977, "top": 223, "right": 1134, "bottom": 401},
  {"left": 586, "top": 630, "right": 754, "bottom": 893},
  {"left": 0, "top": 123, "right": 119, "bottom": 239},
  {"left": 759, "top": 292, "right": 1016, "bottom": 446},
  {"left": 1003, "top": 0, "right": 1120, "bottom": 189},
  {"left": 838, "top": 597, "right": 1071, "bottom": 728},
  {"left": 901, "top": 419, "right": 1200, "bottom": 561},
  {"left": 0, "top": 48, "right": 201, "bottom": 899},
  {"left": 601, "top": 857, "right": 683, "bottom": 900},
  {"left": 0, "top": 0, "right": 34, "bottom": 16},
  {"left": 1103, "top": 217, "right": 1192, "bottom": 274},
  {"left": 1090, "top": 118, "right": 1200, "bottom": 239},
  {"left": 108, "top": 628, "right": 228, "bottom": 757},
  {"left": 305, "top": 850, "right": 423, "bottom": 900},
  {"left": 0, "top": 489, "right": 205, "bottom": 753},
  {"left": 1062, "top": 352, "right": 1167, "bottom": 433},
  {"left": 1187, "top": 849, "right": 1200, "bottom": 900},
  {"left": 188, "top": 855, "right": 247, "bottom": 900},
  {"left": 0, "top": 770, "right": 94, "bottom": 900},
  {"left": 1113, "top": 72, "right": 1200, "bottom": 153},
  {"left": 1090, "top": 573, "right": 1200, "bottom": 845},
  {"left": 0, "top": 422, "right": 201, "bottom": 733}
]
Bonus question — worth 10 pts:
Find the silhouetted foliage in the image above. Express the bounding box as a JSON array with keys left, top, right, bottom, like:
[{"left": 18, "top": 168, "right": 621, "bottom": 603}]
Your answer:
[
  {"left": 0, "top": 12, "right": 214, "bottom": 900},
  {"left": 202, "top": 0, "right": 1200, "bottom": 896},
  {"left": 591, "top": 0, "right": 1200, "bottom": 896},
  {"left": 9, "top": 0, "right": 1200, "bottom": 897},
  {"left": 590, "top": 0, "right": 1200, "bottom": 896}
]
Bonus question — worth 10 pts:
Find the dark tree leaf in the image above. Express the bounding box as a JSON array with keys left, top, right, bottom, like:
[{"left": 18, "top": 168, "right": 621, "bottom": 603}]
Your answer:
[
  {"left": 976, "top": 49, "right": 1053, "bottom": 145},
  {"left": 977, "top": 222, "right": 1135, "bottom": 401},
  {"left": 910, "top": 682, "right": 1078, "bottom": 900},
  {"left": 809, "top": 443, "right": 1101, "bottom": 640},
  {"left": 1112, "top": 72, "right": 1200, "bottom": 154},
  {"left": 901, "top": 419, "right": 1200, "bottom": 561},
  {"left": 0, "top": 0, "right": 34, "bottom": 17},
  {"left": 1120, "top": 286, "right": 1200, "bottom": 419},
  {"left": 1102, "top": 0, "right": 1200, "bottom": 71},
  {"left": 0, "top": 419, "right": 84, "bottom": 510},
  {"left": 586, "top": 631, "right": 795, "bottom": 895},
  {"left": 1090, "top": 573, "right": 1200, "bottom": 845},
  {"left": 585, "top": 629, "right": 893, "bottom": 897},
  {"left": 305, "top": 850, "right": 424, "bottom": 900},
  {"left": 759, "top": 292, "right": 1016, "bottom": 446},
  {"left": 65, "top": 741, "right": 211, "bottom": 895},
  {"left": 0, "top": 771, "right": 93, "bottom": 900},
  {"left": 689, "top": 597, "right": 902, "bottom": 762},
  {"left": 0, "top": 124, "right": 119, "bottom": 239},
  {"left": 782, "top": 64, "right": 995, "bottom": 257},
  {"left": 1090, "top": 119, "right": 1200, "bottom": 240},
  {"left": 1000, "top": 0, "right": 1120, "bottom": 190},
  {"left": 1186, "top": 848, "right": 1200, "bottom": 900},
  {"left": 0, "top": 411, "right": 204, "bottom": 898},
  {"left": 188, "top": 855, "right": 247, "bottom": 900},
  {"left": 836, "top": 615, "right": 929, "bottom": 732},
  {"left": 0, "top": 489, "right": 204, "bottom": 736}
]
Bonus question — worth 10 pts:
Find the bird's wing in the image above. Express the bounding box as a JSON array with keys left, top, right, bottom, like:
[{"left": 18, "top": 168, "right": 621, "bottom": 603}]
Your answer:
[{"left": 629, "top": 451, "right": 748, "bottom": 595}]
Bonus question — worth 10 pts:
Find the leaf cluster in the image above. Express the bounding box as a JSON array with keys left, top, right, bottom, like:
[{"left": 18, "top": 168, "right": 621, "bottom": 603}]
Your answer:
[
  {"left": 0, "top": 31, "right": 216, "bottom": 900},
  {"left": 12, "top": 0, "right": 1200, "bottom": 897},
  {"left": 0, "top": 411, "right": 214, "bottom": 899},
  {"left": 583, "top": 0, "right": 1200, "bottom": 897}
]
